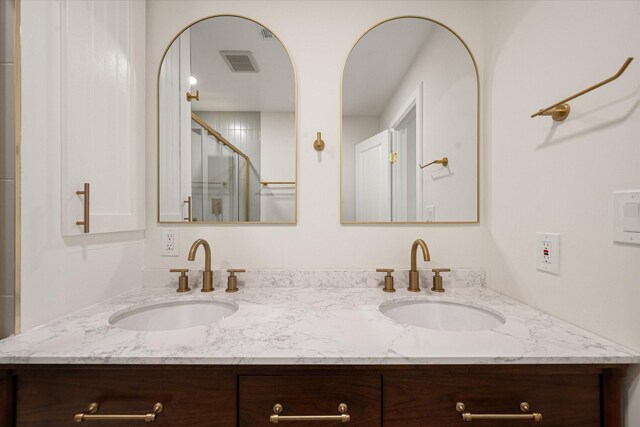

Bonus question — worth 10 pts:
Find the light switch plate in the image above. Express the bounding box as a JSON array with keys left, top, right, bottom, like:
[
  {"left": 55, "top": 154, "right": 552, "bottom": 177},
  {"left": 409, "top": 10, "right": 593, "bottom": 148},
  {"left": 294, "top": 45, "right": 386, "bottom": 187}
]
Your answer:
[
  {"left": 536, "top": 232, "right": 560, "bottom": 274},
  {"left": 613, "top": 190, "right": 640, "bottom": 246}
]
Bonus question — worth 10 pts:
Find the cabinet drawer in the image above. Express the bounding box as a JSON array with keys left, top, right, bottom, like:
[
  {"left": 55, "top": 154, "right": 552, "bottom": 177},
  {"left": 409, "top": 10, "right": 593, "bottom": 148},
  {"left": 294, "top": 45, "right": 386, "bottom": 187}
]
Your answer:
[
  {"left": 15, "top": 368, "right": 235, "bottom": 427},
  {"left": 239, "top": 375, "right": 381, "bottom": 427},
  {"left": 384, "top": 371, "right": 601, "bottom": 426}
]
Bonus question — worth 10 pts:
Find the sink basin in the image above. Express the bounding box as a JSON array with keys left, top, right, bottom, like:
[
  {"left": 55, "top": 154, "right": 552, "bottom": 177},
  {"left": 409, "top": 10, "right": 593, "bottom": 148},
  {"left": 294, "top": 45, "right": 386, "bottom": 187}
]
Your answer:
[
  {"left": 379, "top": 300, "right": 505, "bottom": 331},
  {"left": 109, "top": 300, "right": 238, "bottom": 332}
]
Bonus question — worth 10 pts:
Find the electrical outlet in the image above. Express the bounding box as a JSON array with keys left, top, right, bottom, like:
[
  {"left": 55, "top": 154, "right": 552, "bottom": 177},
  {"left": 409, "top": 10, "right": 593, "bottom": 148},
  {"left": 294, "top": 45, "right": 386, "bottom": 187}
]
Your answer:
[
  {"left": 161, "top": 229, "right": 179, "bottom": 257},
  {"left": 536, "top": 232, "right": 559, "bottom": 274},
  {"left": 424, "top": 206, "right": 435, "bottom": 222}
]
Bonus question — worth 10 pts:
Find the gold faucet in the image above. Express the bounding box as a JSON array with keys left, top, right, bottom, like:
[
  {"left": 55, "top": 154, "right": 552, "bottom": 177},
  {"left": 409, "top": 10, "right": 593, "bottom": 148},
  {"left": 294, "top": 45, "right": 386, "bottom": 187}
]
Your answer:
[
  {"left": 188, "top": 239, "right": 214, "bottom": 292},
  {"left": 408, "top": 239, "right": 430, "bottom": 292}
]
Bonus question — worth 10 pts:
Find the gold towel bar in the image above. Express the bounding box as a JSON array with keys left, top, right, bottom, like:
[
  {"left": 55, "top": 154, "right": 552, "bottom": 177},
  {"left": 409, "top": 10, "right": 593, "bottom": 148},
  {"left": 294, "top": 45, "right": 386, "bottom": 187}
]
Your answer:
[
  {"left": 270, "top": 403, "right": 350, "bottom": 423},
  {"left": 419, "top": 157, "right": 449, "bottom": 169},
  {"left": 260, "top": 181, "right": 296, "bottom": 186},
  {"left": 456, "top": 402, "right": 542, "bottom": 422},
  {"left": 74, "top": 402, "right": 163, "bottom": 423},
  {"left": 531, "top": 57, "right": 633, "bottom": 121}
]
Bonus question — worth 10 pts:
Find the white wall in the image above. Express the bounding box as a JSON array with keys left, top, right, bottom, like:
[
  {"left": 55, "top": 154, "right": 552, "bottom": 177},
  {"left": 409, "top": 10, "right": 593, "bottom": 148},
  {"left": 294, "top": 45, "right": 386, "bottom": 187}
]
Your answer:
[
  {"left": 19, "top": 0, "right": 145, "bottom": 330},
  {"left": 145, "top": 1, "right": 486, "bottom": 270},
  {"left": 260, "top": 112, "right": 295, "bottom": 222},
  {"left": 380, "top": 24, "right": 478, "bottom": 221},
  {"left": 482, "top": 0, "right": 640, "bottom": 423},
  {"left": 341, "top": 115, "right": 380, "bottom": 222}
]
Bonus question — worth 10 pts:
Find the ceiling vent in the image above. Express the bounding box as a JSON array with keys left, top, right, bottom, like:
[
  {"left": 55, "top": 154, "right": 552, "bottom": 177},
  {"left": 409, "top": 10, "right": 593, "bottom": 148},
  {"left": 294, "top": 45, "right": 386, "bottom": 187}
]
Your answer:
[
  {"left": 220, "top": 51, "right": 259, "bottom": 73},
  {"left": 258, "top": 26, "right": 275, "bottom": 41}
]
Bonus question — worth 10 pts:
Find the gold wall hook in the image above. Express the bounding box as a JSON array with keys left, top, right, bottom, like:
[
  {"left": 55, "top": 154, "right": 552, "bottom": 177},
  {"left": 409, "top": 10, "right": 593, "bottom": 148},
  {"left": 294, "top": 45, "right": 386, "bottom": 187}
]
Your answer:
[
  {"left": 186, "top": 90, "right": 200, "bottom": 102},
  {"left": 419, "top": 157, "right": 448, "bottom": 169},
  {"left": 313, "top": 131, "right": 325, "bottom": 151},
  {"left": 531, "top": 57, "right": 633, "bottom": 121}
]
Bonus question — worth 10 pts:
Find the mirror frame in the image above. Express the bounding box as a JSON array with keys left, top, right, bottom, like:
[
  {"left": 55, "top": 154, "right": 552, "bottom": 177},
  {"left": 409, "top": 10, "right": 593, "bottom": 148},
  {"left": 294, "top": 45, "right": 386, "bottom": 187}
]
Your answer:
[
  {"left": 156, "top": 14, "right": 298, "bottom": 224},
  {"left": 340, "top": 16, "right": 479, "bottom": 225}
]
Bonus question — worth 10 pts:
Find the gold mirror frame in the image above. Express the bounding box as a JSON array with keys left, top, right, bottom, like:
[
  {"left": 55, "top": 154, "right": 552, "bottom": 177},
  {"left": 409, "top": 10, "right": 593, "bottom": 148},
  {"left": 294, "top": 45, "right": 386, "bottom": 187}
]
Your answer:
[
  {"left": 340, "top": 16, "right": 480, "bottom": 225},
  {"left": 156, "top": 15, "right": 298, "bottom": 225}
]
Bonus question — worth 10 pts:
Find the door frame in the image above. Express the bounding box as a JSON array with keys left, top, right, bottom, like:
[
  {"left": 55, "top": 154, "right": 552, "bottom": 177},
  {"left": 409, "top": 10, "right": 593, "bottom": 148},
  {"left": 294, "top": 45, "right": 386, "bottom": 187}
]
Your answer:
[{"left": 389, "top": 83, "right": 423, "bottom": 221}]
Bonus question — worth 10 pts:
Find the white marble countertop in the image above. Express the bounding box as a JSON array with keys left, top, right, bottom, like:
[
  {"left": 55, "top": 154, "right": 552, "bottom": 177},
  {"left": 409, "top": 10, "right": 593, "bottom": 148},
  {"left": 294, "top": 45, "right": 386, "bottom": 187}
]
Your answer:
[{"left": 0, "top": 282, "right": 638, "bottom": 365}]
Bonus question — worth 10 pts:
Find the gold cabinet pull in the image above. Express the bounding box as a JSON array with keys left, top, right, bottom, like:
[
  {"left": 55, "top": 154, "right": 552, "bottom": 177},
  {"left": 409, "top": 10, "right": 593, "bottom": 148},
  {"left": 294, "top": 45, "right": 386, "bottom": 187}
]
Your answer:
[
  {"left": 270, "top": 403, "right": 350, "bottom": 423},
  {"left": 74, "top": 402, "right": 163, "bottom": 423},
  {"left": 456, "top": 402, "right": 542, "bottom": 422},
  {"left": 183, "top": 196, "right": 192, "bottom": 222},
  {"left": 75, "top": 182, "right": 90, "bottom": 233}
]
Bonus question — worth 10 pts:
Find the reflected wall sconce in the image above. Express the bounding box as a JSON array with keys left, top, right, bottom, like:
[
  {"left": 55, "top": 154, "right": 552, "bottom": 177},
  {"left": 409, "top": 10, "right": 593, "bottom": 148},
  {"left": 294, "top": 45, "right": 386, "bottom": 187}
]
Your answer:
[
  {"left": 186, "top": 90, "right": 200, "bottom": 102},
  {"left": 420, "top": 157, "right": 449, "bottom": 169},
  {"left": 531, "top": 57, "right": 633, "bottom": 122},
  {"left": 313, "top": 132, "right": 325, "bottom": 151}
]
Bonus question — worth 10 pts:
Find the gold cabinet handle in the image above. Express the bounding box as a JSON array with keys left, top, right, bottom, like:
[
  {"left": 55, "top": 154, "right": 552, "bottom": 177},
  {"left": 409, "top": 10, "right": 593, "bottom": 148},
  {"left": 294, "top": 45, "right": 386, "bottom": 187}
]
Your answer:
[
  {"left": 183, "top": 196, "right": 192, "bottom": 222},
  {"left": 270, "top": 403, "right": 350, "bottom": 423},
  {"left": 74, "top": 402, "right": 163, "bottom": 423},
  {"left": 75, "top": 182, "right": 90, "bottom": 233},
  {"left": 456, "top": 402, "right": 542, "bottom": 422}
]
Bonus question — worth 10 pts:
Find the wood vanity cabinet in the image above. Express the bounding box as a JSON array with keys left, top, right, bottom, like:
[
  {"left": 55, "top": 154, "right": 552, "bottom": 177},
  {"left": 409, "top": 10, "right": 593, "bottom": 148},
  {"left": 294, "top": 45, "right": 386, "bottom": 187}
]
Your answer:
[
  {"left": 0, "top": 365, "right": 626, "bottom": 427},
  {"left": 9, "top": 367, "right": 236, "bottom": 427}
]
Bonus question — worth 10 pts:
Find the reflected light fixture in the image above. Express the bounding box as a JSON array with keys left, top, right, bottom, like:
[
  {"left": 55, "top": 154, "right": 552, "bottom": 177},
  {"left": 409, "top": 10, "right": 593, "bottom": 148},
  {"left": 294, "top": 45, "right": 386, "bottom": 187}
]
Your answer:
[{"left": 189, "top": 76, "right": 198, "bottom": 85}]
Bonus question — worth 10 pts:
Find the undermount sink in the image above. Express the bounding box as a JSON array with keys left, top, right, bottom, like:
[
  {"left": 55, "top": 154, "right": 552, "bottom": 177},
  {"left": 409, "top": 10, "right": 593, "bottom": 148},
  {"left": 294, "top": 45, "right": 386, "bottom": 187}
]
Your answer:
[
  {"left": 109, "top": 300, "right": 238, "bottom": 332},
  {"left": 379, "top": 299, "right": 505, "bottom": 331}
]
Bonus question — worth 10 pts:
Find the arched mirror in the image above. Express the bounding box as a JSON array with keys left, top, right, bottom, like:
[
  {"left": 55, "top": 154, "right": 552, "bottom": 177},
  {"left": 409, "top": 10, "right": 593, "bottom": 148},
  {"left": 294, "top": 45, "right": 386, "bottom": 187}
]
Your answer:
[
  {"left": 341, "top": 17, "right": 478, "bottom": 223},
  {"left": 158, "top": 16, "right": 296, "bottom": 224}
]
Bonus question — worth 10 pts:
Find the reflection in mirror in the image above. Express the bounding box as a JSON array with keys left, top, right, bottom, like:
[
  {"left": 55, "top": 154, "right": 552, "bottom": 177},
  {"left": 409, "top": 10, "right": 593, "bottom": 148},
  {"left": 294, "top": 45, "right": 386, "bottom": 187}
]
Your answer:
[
  {"left": 341, "top": 17, "right": 478, "bottom": 223},
  {"left": 158, "top": 16, "right": 296, "bottom": 223}
]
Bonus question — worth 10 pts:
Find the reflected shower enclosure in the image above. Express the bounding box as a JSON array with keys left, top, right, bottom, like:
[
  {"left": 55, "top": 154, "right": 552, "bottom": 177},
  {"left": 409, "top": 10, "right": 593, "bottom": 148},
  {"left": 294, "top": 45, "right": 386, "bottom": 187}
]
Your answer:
[{"left": 158, "top": 15, "right": 297, "bottom": 224}]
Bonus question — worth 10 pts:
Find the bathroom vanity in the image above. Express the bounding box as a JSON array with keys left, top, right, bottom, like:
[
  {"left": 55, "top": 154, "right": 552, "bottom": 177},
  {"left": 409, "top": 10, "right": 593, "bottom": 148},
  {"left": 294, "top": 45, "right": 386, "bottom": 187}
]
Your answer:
[{"left": 1, "top": 276, "right": 637, "bottom": 426}]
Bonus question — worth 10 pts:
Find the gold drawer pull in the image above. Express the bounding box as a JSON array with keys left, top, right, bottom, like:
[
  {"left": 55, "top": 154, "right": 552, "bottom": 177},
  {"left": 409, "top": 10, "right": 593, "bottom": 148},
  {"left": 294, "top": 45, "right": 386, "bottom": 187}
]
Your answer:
[
  {"left": 270, "top": 403, "right": 350, "bottom": 423},
  {"left": 456, "top": 402, "right": 542, "bottom": 422},
  {"left": 74, "top": 402, "right": 163, "bottom": 423}
]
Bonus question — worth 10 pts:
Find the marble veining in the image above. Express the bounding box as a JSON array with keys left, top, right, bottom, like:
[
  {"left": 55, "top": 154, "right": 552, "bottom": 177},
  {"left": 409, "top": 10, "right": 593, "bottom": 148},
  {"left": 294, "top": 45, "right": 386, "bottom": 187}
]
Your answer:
[{"left": 0, "top": 280, "right": 637, "bottom": 365}]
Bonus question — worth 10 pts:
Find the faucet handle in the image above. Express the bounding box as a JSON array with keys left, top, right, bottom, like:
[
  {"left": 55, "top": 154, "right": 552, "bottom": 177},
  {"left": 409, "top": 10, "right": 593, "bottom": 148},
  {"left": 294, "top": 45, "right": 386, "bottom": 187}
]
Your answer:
[
  {"left": 431, "top": 268, "right": 451, "bottom": 293},
  {"left": 170, "top": 268, "right": 190, "bottom": 293},
  {"left": 376, "top": 268, "right": 396, "bottom": 293},
  {"left": 226, "top": 269, "right": 245, "bottom": 293}
]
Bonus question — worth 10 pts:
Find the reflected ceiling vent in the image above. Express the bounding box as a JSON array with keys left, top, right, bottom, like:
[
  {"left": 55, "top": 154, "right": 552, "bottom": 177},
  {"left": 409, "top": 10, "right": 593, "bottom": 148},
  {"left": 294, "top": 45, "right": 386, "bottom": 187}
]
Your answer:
[
  {"left": 220, "top": 50, "right": 259, "bottom": 73},
  {"left": 258, "top": 26, "right": 275, "bottom": 41}
]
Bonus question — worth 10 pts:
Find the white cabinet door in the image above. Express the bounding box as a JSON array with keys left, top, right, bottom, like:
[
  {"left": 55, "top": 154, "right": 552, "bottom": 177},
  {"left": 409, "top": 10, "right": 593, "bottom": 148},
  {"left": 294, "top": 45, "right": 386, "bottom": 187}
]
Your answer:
[
  {"left": 158, "top": 32, "right": 192, "bottom": 222},
  {"left": 355, "top": 130, "right": 391, "bottom": 222},
  {"left": 60, "top": 0, "right": 145, "bottom": 235}
]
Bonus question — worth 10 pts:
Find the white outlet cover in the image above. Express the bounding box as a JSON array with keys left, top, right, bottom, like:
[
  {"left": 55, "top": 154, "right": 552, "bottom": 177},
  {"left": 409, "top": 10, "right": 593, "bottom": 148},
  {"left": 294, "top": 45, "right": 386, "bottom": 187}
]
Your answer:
[
  {"left": 536, "top": 232, "right": 559, "bottom": 274},
  {"left": 161, "top": 229, "right": 179, "bottom": 257},
  {"left": 613, "top": 190, "right": 640, "bottom": 246}
]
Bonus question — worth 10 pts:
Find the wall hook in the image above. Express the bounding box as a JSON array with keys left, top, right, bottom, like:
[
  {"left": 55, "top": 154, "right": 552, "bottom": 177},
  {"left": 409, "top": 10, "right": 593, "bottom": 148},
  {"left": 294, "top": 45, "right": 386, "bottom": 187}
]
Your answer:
[
  {"left": 186, "top": 90, "right": 200, "bottom": 102},
  {"left": 313, "top": 132, "right": 325, "bottom": 151}
]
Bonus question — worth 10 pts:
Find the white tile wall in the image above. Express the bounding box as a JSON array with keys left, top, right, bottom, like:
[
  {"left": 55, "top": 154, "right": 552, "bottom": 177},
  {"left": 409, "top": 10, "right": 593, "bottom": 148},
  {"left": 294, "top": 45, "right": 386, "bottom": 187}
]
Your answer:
[
  {"left": 0, "top": 64, "right": 15, "bottom": 180},
  {"left": 0, "top": 180, "right": 14, "bottom": 297},
  {"left": 0, "top": 296, "right": 14, "bottom": 338},
  {"left": 0, "top": 0, "right": 14, "bottom": 63},
  {"left": 0, "top": 0, "right": 15, "bottom": 339}
]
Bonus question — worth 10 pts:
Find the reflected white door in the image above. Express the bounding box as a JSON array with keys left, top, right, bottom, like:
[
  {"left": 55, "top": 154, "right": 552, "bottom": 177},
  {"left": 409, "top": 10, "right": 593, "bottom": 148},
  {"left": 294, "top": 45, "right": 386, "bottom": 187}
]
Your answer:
[{"left": 355, "top": 130, "right": 391, "bottom": 221}]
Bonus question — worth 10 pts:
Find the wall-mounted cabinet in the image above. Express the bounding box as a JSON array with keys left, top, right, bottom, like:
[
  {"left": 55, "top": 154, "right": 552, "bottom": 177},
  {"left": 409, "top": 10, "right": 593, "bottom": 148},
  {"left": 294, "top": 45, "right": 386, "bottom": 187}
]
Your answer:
[{"left": 60, "top": 0, "right": 145, "bottom": 236}]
